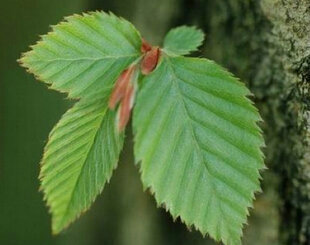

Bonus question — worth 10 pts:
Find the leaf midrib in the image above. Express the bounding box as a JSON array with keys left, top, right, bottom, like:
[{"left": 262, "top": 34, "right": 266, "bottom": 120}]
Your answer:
[{"left": 31, "top": 54, "right": 140, "bottom": 63}]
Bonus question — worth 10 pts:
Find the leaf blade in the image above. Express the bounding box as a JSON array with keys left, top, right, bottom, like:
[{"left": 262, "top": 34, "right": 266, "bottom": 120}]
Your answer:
[
  {"left": 163, "top": 26, "right": 204, "bottom": 56},
  {"left": 40, "top": 92, "right": 124, "bottom": 233},
  {"left": 133, "top": 56, "right": 264, "bottom": 245},
  {"left": 19, "top": 12, "right": 142, "bottom": 232},
  {"left": 19, "top": 12, "right": 141, "bottom": 99}
]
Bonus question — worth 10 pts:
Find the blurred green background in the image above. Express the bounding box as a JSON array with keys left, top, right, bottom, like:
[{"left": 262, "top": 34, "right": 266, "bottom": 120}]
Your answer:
[{"left": 0, "top": 0, "right": 279, "bottom": 244}]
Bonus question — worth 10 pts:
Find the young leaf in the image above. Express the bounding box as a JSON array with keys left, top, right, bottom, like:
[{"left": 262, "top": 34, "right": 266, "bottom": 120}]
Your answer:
[
  {"left": 19, "top": 12, "right": 141, "bottom": 233},
  {"left": 133, "top": 56, "right": 264, "bottom": 245},
  {"left": 19, "top": 11, "right": 141, "bottom": 99},
  {"left": 163, "top": 26, "right": 204, "bottom": 56},
  {"left": 40, "top": 92, "right": 124, "bottom": 234}
]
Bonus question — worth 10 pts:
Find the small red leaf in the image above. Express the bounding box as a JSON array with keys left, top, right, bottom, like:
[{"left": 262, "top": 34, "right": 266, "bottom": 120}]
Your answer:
[
  {"left": 141, "top": 47, "right": 161, "bottom": 75},
  {"left": 109, "top": 66, "right": 135, "bottom": 109},
  {"left": 118, "top": 81, "right": 135, "bottom": 131},
  {"left": 141, "top": 39, "right": 152, "bottom": 53}
]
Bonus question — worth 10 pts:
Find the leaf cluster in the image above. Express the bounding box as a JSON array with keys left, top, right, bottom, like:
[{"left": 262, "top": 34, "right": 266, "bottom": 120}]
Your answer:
[{"left": 19, "top": 11, "right": 264, "bottom": 245}]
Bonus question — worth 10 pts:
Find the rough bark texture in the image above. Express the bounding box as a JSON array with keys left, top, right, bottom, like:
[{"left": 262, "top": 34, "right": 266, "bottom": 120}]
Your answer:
[{"left": 260, "top": 1, "right": 310, "bottom": 243}]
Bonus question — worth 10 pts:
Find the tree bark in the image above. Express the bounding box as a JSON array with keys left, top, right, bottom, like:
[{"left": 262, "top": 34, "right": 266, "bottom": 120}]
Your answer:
[{"left": 259, "top": 1, "right": 310, "bottom": 243}]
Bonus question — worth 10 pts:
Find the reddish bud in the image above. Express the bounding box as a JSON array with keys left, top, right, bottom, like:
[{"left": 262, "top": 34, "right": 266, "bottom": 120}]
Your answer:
[
  {"left": 141, "top": 39, "right": 152, "bottom": 53},
  {"left": 118, "top": 82, "right": 135, "bottom": 131},
  {"left": 109, "top": 66, "right": 135, "bottom": 109},
  {"left": 141, "top": 47, "right": 161, "bottom": 75}
]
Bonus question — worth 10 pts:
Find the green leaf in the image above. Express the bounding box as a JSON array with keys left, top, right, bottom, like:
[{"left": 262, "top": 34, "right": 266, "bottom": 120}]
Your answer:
[
  {"left": 163, "top": 26, "right": 204, "bottom": 56},
  {"left": 40, "top": 91, "right": 124, "bottom": 233},
  {"left": 133, "top": 56, "right": 264, "bottom": 245},
  {"left": 19, "top": 11, "right": 142, "bottom": 233},
  {"left": 19, "top": 11, "right": 141, "bottom": 99}
]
